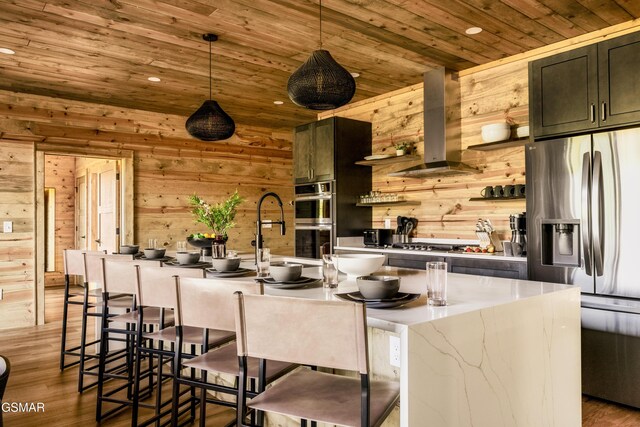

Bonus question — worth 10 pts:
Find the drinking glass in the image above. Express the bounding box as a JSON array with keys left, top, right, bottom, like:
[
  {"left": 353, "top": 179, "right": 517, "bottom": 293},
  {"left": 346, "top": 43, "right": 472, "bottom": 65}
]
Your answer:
[
  {"left": 212, "top": 242, "right": 226, "bottom": 259},
  {"left": 148, "top": 238, "right": 157, "bottom": 249},
  {"left": 256, "top": 248, "right": 271, "bottom": 277},
  {"left": 426, "top": 261, "right": 448, "bottom": 306},
  {"left": 321, "top": 245, "right": 339, "bottom": 288},
  {"left": 176, "top": 240, "right": 187, "bottom": 253}
]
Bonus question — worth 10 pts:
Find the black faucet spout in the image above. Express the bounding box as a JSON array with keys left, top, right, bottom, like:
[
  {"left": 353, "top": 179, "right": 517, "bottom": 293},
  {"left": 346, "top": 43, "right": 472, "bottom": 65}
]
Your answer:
[{"left": 255, "top": 192, "right": 286, "bottom": 263}]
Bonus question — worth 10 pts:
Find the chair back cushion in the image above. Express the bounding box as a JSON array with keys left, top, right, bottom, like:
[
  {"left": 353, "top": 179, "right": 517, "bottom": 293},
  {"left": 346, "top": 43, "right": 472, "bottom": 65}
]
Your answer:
[
  {"left": 63, "top": 249, "right": 104, "bottom": 276},
  {"left": 136, "top": 265, "right": 182, "bottom": 309},
  {"left": 235, "top": 294, "right": 369, "bottom": 374},
  {"left": 103, "top": 258, "right": 139, "bottom": 294},
  {"left": 177, "top": 278, "right": 262, "bottom": 331},
  {"left": 84, "top": 253, "right": 134, "bottom": 290}
]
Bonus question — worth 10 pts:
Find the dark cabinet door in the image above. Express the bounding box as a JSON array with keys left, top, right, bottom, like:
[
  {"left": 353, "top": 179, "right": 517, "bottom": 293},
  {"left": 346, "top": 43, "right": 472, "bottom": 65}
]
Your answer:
[
  {"left": 530, "top": 45, "right": 599, "bottom": 138},
  {"left": 312, "top": 119, "right": 335, "bottom": 182},
  {"left": 449, "top": 257, "right": 527, "bottom": 280},
  {"left": 598, "top": 31, "right": 640, "bottom": 128},
  {"left": 293, "top": 123, "right": 313, "bottom": 184}
]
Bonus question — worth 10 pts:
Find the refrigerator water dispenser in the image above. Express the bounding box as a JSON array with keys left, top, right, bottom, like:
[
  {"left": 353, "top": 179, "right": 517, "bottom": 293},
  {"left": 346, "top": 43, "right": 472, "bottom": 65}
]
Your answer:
[{"left": 540, "top": 220, "right": 580, "bottom": 267}]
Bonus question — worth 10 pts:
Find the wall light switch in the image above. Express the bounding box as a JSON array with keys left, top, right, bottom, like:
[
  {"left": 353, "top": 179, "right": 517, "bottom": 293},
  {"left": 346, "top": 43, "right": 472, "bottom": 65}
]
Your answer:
[{"left": 3, "top": 221, "right": 12, "bottom": 233}]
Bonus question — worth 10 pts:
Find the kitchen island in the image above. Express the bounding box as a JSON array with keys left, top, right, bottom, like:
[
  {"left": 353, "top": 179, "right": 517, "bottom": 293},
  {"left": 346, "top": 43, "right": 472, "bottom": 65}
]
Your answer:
[{"left": 261, "top": 261, "right": 581, "bottom": 427}]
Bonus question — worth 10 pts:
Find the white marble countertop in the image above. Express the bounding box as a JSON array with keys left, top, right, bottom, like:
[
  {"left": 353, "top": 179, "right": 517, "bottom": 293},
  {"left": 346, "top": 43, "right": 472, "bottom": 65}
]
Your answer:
[{"left": 235, "top": 258, "right": 572, "bottom": 332}]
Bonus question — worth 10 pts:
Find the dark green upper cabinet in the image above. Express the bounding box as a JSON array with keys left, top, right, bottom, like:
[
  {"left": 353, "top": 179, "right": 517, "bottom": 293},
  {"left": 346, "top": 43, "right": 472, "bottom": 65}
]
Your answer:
[
  {"left": 598, "top": 32, "right": 640, "bottom": 128},
  {"left": 530, "top": 45, "right": 598, "bottom": 138},
  {"left": 293, "top": 119, "right": 335, "bottom": 184},
  {"left": 293, "top": 117, "right": 371, "bottom": 185},
  {"left": 530, "top": 31, "right": 640, "bottom": 139}
]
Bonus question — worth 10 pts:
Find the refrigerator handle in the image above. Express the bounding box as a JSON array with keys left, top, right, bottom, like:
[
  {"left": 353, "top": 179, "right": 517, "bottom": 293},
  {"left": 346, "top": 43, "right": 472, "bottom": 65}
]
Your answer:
[
  {"left": 592, "top": 150, "right": 605, "bottom": 276},
  {"left": 581, "top": 152, "right": 593, "bottom": 277}
]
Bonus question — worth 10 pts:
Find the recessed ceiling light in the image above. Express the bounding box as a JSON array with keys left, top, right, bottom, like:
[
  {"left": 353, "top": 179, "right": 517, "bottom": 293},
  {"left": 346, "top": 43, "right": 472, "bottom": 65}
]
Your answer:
[
  {"left": 147, "top": 76, "right": 161, "bottom": 82},
  {"left": 273, "top": 100, "right": 284, "bottom": 105},
  {"left": 350, "top": 72, "right": 360, "bottom": 78},
  {"left": 465, "top": 27, "right": 483, "bottom": 35},
  {"left": 0, "top": 48, "right": 15, "bottom": 55}
]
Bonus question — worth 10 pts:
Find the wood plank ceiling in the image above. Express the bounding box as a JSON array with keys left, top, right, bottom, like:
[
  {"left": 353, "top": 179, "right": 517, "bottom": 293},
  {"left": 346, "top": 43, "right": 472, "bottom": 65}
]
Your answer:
[{"left": 0, "top": 0, "right": 638, "bottom": 131}]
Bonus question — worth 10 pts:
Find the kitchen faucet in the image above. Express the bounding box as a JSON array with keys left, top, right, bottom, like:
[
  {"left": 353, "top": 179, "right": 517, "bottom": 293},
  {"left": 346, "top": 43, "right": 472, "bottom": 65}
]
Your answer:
[{"left": 254, "top": 192, "right": 286, "bottom": 263}]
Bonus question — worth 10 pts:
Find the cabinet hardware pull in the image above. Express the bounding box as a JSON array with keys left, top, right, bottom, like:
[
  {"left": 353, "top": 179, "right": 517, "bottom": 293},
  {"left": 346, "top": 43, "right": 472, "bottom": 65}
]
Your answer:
[
  {"left": 590, "top": 104, "right": 596, "bottom": 123},
  {"left": 601, "top": 102, "right": 607, "bottom": 121}
]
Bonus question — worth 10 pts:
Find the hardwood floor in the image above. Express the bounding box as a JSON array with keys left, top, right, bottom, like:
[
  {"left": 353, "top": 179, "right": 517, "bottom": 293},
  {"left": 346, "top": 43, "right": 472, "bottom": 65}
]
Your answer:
[
  {"left": 0, "top": 287, "right": 235, "bottom": 426},
  {"left": 2, "top": 287, "right": 640, "bottom": 426}
]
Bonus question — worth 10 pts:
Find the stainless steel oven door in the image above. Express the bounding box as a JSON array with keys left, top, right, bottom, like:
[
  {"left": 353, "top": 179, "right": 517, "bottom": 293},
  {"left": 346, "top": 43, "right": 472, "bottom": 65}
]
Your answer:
[
  {"left": 295, "top": 197, "right": 332, "bottom": 225},
  {"left": 294, "top": 224, "right": 332, "bottom": 259}
]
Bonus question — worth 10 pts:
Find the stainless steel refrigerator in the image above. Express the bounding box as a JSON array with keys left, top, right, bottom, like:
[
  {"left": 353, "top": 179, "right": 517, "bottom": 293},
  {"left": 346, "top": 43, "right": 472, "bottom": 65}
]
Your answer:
[{"left": 527, "top": 126, "right": 640, "bottom": 408}]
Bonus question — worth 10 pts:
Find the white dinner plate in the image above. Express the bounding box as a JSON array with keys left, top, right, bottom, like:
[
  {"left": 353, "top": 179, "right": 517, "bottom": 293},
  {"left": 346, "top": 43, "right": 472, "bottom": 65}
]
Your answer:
[{"left": 363, "top": 154, "right": 393, "bottom": 161}]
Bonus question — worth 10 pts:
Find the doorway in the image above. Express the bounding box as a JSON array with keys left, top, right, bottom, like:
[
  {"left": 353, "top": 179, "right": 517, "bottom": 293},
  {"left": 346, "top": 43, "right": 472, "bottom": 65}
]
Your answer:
[{"left": 35, "top": 150, "right": 134, "bottom": 324}]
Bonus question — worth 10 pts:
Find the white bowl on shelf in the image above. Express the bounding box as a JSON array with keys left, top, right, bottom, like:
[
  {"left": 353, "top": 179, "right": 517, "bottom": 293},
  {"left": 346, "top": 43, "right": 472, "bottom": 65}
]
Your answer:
[
  {"left": 481, "top": 123, "right": 511, "bottom": 143},
  {"left": 336, "top": 254, "right": 385, "bottom": 278},
  {"left": 516, "top": 125, "right": 530, "bottom": 138}
]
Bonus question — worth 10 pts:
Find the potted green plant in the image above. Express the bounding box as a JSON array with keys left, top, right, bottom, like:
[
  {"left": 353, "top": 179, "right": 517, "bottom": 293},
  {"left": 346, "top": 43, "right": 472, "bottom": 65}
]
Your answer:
[
  {"left": 188, "top": 190, "right": 244, "bottom": 242},
  {"left": 393, "top": 141, "right": 411, "bottom": 156}
]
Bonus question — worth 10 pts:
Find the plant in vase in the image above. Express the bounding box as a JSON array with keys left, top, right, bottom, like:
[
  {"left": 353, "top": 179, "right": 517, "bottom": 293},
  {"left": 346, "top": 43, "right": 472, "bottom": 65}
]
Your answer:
[
  {"left": 393, "top": 141, "right": 412, "bottom": 156},
  {"left": 187, "top": 191, "right": 244, "bottom": 249}
]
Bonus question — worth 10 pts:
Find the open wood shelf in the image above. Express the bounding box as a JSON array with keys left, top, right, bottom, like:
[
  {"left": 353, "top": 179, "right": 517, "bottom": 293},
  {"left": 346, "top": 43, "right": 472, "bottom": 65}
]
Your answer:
[
  {"left": 469, "top": 196, "right": 526, "bottom": 201},
  {"left": 355, "top": 155, "right": 421, "bottom": 166},
  {"left": 355, "top": 201, "right": 422, "bottom": 207},
  {"left": 467, "top": 138, "right": 529, "bottom": 151}
]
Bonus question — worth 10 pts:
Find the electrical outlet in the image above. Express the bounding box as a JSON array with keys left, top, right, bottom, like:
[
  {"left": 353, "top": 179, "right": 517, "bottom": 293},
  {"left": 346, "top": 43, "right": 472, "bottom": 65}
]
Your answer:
[
  {"left": 261, "top": 221, "right": 272, "bottom": 229},
  {"left": 384, "top": 218, "right": 391, "bottom": 229},
  {"left": 3, "top": 221, "right": 12, "bottom": 233},
  {"left": 389, "top": 335, "right": 401, "bottom": 367}
]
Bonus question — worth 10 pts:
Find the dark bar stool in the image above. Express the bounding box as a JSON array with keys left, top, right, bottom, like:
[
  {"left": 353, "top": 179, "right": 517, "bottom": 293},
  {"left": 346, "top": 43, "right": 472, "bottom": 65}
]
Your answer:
[
  {"left": 96, "top": 257, "right": 163, "bottom": 422},
  {"left": 233, "top": 294, "right": 400, "bottom": 427},
  {"left": 172, "top": 277, "right": 295, "bottom": 427},
  {"left": 59, "top": 249, "right": 105, "bottom": 379},
  {"left": 132, "top": 265, "right": 235, "bottom": 427},
  {"left": 0, "top": 355, "right": 10, "bottom": 427}
]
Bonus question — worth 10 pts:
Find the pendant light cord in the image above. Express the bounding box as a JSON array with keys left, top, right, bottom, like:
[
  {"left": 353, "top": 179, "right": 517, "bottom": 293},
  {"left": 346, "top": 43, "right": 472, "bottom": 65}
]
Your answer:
[
  {"left": 319, "top": 0, "right": 322, "bottom": 49},
  {"left": 208, "top": 38, "right": 212, "bottom": 100}
]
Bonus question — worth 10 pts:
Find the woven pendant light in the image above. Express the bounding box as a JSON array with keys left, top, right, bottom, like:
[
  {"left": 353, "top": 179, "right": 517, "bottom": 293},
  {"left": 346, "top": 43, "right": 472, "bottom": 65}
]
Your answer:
[
  {"left": 186, "top": 34, "right": 235, "bottom": 141},
  {"left": 287, "top": 1, "right": 355, "bottom": 110}
]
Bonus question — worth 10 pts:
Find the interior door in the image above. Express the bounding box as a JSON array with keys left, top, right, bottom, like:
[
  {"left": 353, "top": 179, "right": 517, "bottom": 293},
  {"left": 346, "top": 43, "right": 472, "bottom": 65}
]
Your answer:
[
  {"left": 75, "top": 175, "right": 87, "bottom": 250},
  {"left": 96, "top": 162, "right": 119, "bottom": 254}
]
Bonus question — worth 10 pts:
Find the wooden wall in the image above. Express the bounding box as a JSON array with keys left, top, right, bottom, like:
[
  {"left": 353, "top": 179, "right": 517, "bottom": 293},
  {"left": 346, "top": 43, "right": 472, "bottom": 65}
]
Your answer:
[
  {"left": 0, "top": 139, "right": 35, "bottom": 328},
  {"left": 319, "top": 67, "right": 527, "bottom": 241},
  {"left": 0, "top": 91, "right": 293, "bottom": 329},
  {"left": 43, "top": 155, "right": 76, "bottom": 287}
]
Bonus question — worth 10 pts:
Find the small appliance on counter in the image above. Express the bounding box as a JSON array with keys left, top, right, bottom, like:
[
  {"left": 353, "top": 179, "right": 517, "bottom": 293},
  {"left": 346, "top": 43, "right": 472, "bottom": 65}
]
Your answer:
[
  {"left": 509, "top": 212, "right": 527, "bottom": 256},
  {"left": 363, "top": 229, "right": 394, "bottom": 248}
]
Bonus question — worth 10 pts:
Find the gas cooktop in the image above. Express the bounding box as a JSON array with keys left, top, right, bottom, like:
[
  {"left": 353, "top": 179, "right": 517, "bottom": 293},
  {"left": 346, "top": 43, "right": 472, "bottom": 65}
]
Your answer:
[{"left": 391, "top": 243, "right": 466, "bottom": 252}]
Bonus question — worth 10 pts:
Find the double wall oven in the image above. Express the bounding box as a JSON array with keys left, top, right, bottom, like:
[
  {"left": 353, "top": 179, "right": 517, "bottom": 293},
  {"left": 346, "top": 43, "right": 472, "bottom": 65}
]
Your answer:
[{"left": 294, "top": 181, "right": 334, "bottom": 259}]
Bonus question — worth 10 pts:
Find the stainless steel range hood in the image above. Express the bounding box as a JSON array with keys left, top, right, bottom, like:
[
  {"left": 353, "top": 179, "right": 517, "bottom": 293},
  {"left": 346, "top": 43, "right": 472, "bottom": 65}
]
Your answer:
[{"left": 389, "top": 67, "right": 478, "bottom": 178}]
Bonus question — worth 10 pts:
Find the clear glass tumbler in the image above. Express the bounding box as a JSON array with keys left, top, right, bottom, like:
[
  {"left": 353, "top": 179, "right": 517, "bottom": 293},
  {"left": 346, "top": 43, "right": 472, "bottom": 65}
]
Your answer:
[
  {"left": 148, "top": 238, "right": 157, "bottom": 250},
  {"left": 256, "top": 248, "right": 271, "bottom": 277},
  {"left": 322, "top": 254, "right": 339, "bottom": 288},
  {"left": 426, "top": 261, "right": 448, "bottom": 306},
  {"left": 212, "top": 242, "right": 226, "bottom": 259},
  {"left": 176, "top": 241, "right": 187, "bottom": 253}
]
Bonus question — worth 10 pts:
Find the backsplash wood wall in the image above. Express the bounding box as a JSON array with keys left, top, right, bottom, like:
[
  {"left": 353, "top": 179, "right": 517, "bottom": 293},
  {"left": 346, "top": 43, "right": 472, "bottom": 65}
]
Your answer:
[
  {"left": 0, "top": 90, "right": 293, "bottom": 329},
  {"left": 319, "top": 62, "right": 528, "bottom": 241}
]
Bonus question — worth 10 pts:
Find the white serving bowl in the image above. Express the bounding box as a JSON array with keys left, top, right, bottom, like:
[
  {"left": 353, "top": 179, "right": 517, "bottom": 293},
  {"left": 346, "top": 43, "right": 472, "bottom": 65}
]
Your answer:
[
  {"left": 336, "top": 254, "right": 385, "bottom": 278},
  {"left": 481, "top": 123, "right": 511, "bottom": 143},
  {"left": 516, "top": 125, "right": 530, "bottom": 138}
]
